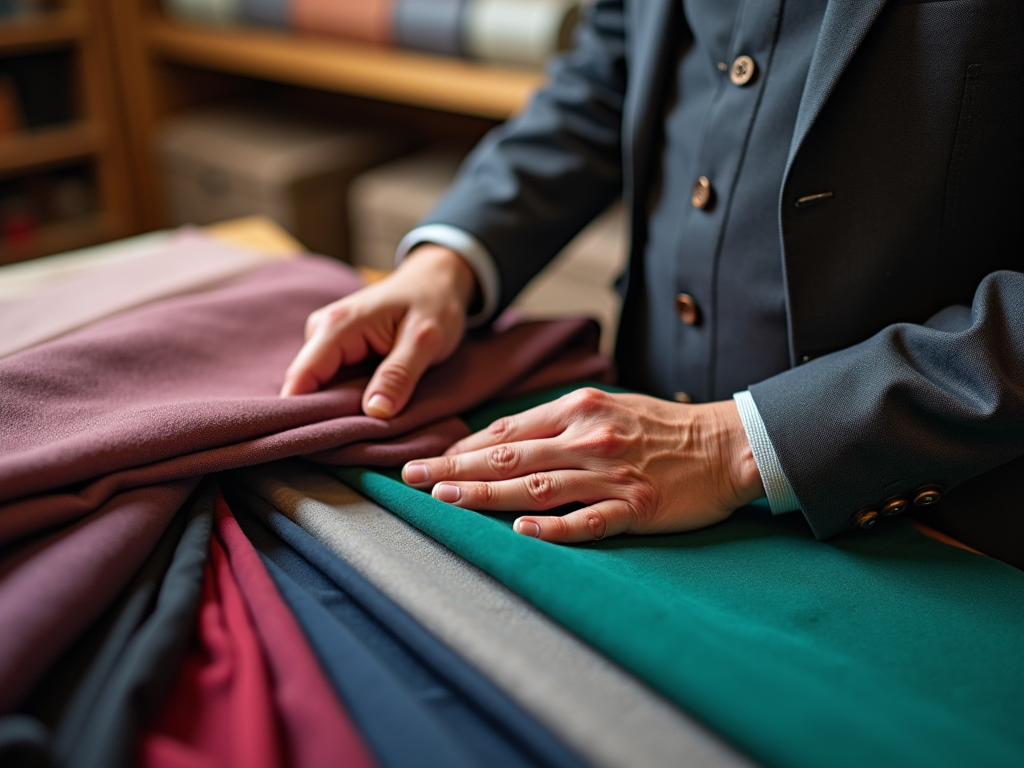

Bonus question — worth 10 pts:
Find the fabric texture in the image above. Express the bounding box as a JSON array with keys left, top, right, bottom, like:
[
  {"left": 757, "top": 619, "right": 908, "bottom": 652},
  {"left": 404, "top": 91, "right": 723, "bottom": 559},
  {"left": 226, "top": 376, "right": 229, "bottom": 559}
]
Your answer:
[
  {"left": 140, "top": 492, "right": 374, "bottom": 768},
  {"left": 0, "top": 486, "right": 213, "bottom": 768},
  {"left": 0, "top": 479, "right": 197, "bottom": 713},
  {"left": 332, "top": 385, "right": 1024, "bottom": 768},
  {"left": 733, "top": 390, "right": 799, "bottom": 514},
  {"left": 0, "top": 255, "right": 611, "bottom": 547},
  {"left": 0, "top": 229, "right": 265, "bottom": 359},
  {"left": 224, "top": 476, "right": 589, "bottom": 768},
  {"left": 237, "top": 460, "right": 753, "bottom": 768}
]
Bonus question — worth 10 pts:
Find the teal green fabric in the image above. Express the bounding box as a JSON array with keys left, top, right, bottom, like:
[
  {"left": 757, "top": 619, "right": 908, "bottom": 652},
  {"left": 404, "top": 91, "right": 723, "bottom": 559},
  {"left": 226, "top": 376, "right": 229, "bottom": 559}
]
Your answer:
[{"left": 332, "top": 384, "right": 1024, "bottom": 768}]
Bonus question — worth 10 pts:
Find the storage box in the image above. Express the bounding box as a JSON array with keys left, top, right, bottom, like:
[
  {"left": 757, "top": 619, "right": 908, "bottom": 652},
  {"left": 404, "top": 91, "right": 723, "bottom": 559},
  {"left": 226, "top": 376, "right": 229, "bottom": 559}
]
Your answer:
[
  {"left": 349, "top": 147, "right": 628, "bottom": 352},
  {"left": 159, "top": 107, "right": 402, "bottom": 260}
]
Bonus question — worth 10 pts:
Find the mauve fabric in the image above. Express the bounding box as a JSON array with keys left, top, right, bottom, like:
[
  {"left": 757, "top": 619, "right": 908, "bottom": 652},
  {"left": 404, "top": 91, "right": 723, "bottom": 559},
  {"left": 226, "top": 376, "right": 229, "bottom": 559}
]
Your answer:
[
  {"left": 141, "top": 493, "right": 374, "bottom": 768},
  {"left": 0, "top": 479, "right": 197, "bottom": 714},
  {"left": 0, "top": 256, "right": 611, "bottom": 546}
]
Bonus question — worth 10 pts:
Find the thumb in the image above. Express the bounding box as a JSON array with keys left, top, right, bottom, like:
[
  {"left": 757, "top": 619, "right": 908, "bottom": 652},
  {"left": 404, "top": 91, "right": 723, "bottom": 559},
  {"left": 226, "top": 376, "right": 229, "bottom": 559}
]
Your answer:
[{"left": 362, "top": 317, "right": 444, "bottom": 419}]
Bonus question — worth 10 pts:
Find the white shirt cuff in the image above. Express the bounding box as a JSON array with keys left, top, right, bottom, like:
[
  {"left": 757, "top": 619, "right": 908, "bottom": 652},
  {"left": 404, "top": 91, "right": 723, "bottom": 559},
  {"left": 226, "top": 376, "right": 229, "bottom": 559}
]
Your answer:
[
  {"left": 396, "top": 224, "right": 501, "bottom": 328},
  {"left": 733, "top": 390, "right": 801, "bottom": 514}
]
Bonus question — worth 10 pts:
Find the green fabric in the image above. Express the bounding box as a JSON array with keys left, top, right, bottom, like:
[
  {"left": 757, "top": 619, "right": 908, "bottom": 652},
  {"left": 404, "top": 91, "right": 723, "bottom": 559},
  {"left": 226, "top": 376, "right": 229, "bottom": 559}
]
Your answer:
[{"left": 332, "top": 384, "right": 1024, "bottom": 768}]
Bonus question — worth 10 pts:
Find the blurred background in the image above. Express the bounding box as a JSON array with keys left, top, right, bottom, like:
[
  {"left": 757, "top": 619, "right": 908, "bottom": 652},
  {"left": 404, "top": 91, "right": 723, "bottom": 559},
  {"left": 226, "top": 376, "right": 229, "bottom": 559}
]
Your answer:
[{"left": 0, "top": 0, "right": 625, "bottom": 348}]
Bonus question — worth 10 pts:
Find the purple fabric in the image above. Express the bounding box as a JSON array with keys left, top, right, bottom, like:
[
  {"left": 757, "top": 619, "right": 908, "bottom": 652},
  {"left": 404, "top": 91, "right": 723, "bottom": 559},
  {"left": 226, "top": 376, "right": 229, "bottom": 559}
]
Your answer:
[
  {"left": 0, "top": 256, "right": 612, "bottom": 546},
  {"left": 0, "top": 479, "right": 197, "bottom": 713}
]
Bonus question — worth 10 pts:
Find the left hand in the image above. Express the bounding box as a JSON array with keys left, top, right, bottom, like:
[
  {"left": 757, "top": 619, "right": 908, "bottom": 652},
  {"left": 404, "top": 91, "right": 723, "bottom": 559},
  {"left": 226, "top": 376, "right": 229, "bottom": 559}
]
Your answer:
[{"left": 401, "top": 387, "right": 766, "bottom": 543}]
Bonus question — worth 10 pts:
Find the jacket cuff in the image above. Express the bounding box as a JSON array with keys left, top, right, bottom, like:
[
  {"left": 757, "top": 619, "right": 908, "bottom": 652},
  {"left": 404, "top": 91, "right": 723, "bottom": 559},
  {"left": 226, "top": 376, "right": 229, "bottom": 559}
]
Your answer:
[
  {"left": 396, "top": 224, "right": 501, "bottom": 328},
  {"left": 733, "top": 391, "right": 801, "bottom": 514}
]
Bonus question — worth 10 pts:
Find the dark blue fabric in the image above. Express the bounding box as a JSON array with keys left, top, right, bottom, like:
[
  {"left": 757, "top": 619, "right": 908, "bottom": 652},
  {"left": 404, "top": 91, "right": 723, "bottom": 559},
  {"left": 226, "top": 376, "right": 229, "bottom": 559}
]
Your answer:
[{"left": 222, "top": 479, "right": 589, "bottom": 768}]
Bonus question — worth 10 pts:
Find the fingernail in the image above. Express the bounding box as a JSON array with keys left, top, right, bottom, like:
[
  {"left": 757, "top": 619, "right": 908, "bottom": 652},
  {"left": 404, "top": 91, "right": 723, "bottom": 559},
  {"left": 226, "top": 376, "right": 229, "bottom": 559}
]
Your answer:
[
  {"left": 514, "top": 518, "right": 541, "bottom": 538},
  {"left": 434, "top": 483, "right": 462, "bottom": 503},
  {"left": 366, "top": 393, "right": 394, "bottom": 418},
  {"left": 404, "top": 464, "right": 429, "bottom": 483}
]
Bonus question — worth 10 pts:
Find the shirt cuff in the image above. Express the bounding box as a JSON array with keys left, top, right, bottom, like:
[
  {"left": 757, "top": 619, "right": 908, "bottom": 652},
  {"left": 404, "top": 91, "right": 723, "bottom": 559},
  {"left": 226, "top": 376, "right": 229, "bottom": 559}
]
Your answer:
[
  {"left": 733, "top": 390, "right": 801, "bottom": 514},
  {"left": 396, "top": 224, "right": 501, "bottom": 328}
]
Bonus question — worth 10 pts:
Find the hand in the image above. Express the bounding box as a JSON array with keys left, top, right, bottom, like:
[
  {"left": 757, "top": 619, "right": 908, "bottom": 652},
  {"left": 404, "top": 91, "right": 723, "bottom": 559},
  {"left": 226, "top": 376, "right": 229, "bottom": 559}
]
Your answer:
[
  {"left": 402, "top": 387, "right": 765, "bottom": 543},
  {"left": 281, "top": 245, "right": 477, "bottom": 418}
]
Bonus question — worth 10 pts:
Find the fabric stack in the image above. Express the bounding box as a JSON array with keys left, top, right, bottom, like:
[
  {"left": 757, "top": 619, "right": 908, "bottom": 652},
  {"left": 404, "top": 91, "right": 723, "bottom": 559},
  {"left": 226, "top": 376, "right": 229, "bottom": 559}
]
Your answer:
[
  {"left": 1, "top": 229, "right": 1022, "bottom": 768},
  {"left": 164, "top": 0, "right": 581, "bottom": 67}
]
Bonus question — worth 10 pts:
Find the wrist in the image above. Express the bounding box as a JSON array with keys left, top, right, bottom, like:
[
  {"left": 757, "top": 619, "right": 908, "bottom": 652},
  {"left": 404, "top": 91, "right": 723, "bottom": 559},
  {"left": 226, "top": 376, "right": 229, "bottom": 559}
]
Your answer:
[
  {"left": 403, "top": 244, "right": 479, "bottom": 313},
  {"left": 706, "top": 400, "right": 765, "bottom": 508}
]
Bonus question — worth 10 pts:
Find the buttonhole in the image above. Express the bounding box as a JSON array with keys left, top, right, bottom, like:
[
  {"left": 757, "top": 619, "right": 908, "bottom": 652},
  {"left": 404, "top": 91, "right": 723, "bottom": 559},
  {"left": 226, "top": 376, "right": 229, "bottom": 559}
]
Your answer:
[{"left": 794, "top": 191, "right": 833, "bottom": 209}]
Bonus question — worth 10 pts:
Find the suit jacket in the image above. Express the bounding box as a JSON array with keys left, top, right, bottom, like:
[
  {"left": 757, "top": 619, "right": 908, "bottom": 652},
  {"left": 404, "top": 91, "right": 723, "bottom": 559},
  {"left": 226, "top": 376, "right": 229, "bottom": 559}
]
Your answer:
[{"left": 425, "top": 0, "right": 1024, "bottom": 565}]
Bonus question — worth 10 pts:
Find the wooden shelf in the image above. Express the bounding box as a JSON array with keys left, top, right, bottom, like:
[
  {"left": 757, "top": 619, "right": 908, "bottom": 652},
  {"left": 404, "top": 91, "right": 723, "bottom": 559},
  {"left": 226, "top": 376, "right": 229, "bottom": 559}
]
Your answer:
[
  {"left": 0, "top": 122, "right": 103, "bottom": 174},
  {"left": 0, "top": 9, "right": 87, "bottom": 54},
  {"left": 145, "top": 18, "right": 545, "bottom": 120},
  {"left": 0, "top": 214, "right": 111, "bottom": 266}
]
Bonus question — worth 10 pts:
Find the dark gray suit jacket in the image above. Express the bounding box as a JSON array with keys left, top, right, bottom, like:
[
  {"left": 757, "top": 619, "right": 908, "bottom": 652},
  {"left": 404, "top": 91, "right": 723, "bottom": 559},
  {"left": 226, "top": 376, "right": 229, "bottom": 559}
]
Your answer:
[{"left": 425, "top": 0, "right": 1024, "bottom": 564}]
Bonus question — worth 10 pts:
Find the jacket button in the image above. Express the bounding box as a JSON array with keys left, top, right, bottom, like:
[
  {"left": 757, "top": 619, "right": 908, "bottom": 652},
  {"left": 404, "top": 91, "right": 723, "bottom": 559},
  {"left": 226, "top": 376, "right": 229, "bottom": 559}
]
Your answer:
[
  {"left": 675, "top": 294, "right": 700, "bottom": 325},
  {"left": 730, "top": 55, "right": 756, "bottom": 86},
  {"left": 913, "top": 485, "right": 943, "bottom": 506},
  {"left": 692, "top": 176, "right": 712, "bottom": 209},
  {"left": 852, "top": 508, "right": 879, "bottom": 530},
  {"left": 881, "top": 498, "right": 908, "bottom": 516}
]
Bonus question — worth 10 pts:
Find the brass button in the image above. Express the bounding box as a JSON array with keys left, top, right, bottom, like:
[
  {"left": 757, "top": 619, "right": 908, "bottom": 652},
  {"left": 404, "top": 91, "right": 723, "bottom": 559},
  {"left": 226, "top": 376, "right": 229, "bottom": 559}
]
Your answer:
[
  {"left": 730, "top": 55, "right": 756, "bottom": 86},
  {"left": 913, "top": 485, "right": 943, "bottom": 506},
  {"left": 692, "top": 176, "right": 712, "bottom": 209},
  {"left": 881, "top": 498, "right": 908, "bottom": 517},
  {"left": 852, "top": 508, "right": 879, "bottom": 530},
  {"left": 675, "top": 293, "right": 700, "bottom": 326},
  {"left": 673, "top": 391, "right": 692, "bottom": 404}
]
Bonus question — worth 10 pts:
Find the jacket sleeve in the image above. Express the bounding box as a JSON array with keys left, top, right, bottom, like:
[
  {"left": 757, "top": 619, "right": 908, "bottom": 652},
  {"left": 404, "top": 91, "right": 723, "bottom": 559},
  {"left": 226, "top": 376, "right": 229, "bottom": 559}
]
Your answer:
[
  {"left": 749, "top": 269, "right": 1024, "bottom": 539},
  {"left": 421, "top": 0, "right": 627, "bottom": 314}
]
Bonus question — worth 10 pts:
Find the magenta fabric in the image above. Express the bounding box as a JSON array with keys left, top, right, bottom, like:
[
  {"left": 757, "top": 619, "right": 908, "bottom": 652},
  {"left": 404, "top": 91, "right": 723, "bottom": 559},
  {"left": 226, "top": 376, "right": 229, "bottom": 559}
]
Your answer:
[
  {"left": 0, "top": 479, "right": 197, "bottom": 713},
  {"left": 140, "top": 493, "right": 376, "bottom": 768},
  {"left": 0, "top": 256, "right": 611, "bottom": 546}
]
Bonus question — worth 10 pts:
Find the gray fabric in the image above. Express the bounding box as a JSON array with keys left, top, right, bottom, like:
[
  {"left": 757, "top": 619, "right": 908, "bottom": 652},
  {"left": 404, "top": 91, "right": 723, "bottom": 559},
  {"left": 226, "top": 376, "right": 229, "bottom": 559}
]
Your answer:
[
  {"left": 236, "top": 460, "right": 755, "bottom": 768},
  {"left": 394, "top": 0, "right": 465, "bottom": 57}
]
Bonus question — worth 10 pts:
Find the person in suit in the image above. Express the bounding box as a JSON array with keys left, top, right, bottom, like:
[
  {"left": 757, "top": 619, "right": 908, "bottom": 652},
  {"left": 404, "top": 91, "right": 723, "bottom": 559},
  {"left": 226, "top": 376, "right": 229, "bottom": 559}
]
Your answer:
[{"left": 282, "top": 0, "right": 1023, "bottom": 565}]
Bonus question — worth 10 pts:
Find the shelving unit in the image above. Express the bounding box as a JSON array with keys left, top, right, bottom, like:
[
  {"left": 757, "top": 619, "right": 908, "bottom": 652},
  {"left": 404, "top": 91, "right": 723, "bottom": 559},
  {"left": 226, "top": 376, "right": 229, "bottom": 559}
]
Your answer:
[{"left": 0, "top": 0, "right": 135, "bottom": 265}]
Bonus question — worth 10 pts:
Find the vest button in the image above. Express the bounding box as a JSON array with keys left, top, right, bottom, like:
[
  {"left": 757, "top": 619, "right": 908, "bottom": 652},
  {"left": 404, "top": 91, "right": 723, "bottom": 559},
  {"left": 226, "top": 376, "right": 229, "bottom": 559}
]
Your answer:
[
  {"left": 730, "top": 55, "right": 756, "bottom": 86},
  {"left": 675, "top": 294, "right": 700, "bottom": 326},
  {"left": 691, "top": 176, "right": 712, "bottom": 209}
]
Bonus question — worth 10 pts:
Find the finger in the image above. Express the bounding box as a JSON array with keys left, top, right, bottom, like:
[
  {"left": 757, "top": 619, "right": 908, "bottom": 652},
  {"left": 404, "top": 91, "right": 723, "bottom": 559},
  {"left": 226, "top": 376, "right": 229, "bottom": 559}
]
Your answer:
[
  {"left": 444, "top": 400, "right": 571, "bottom": 456},
  {"left": 513, "top": 499, "right": 634, "bottom": 544},
  {"left": 280, "top": 325, "right": 369, "bottom": 397},
  {"left": 430, "top": 470, "right": 611, "bottom": 512},
  {"left": 403, "top": 438, "right": 579, "bottom": 488},
  {"left": 362, "top": 316, "right": 444, "bottom": 419}
]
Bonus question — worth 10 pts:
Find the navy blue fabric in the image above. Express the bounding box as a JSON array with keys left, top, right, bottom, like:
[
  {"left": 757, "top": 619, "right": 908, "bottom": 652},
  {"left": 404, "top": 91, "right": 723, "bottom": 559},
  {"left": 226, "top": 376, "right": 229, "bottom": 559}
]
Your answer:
[
  {"left": 222, "top": 478, "right": 589, "bottom": 768},
  {"left": 394, "top": 0, "right": 465, "bottom": 57}
]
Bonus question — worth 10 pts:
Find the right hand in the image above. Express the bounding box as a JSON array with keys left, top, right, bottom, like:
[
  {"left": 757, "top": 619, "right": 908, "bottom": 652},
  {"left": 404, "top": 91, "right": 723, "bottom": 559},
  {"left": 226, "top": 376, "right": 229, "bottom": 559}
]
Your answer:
[{"left": 280, "top": 244, "right": 478, "bottom": 419}]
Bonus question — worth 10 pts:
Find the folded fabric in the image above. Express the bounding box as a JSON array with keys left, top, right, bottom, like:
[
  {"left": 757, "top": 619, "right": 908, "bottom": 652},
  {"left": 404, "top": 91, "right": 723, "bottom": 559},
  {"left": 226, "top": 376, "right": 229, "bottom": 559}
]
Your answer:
[
  {"left": 0, "top": 479, "right": 197, "bottom": 714},
  {"left": 236, "top": 461, "right": 752, "bottom": 768},
  {"left": 140, "top": 492, "right": 374, "bottom": 768},
  {"left": 223, "top": 475, "right": 589, "bottom": 768},
  {"left": 0, "top": 487, "right": 212, "bottom": 768},
  {"left": 0, "top": 229, "right": 266, "bottom": 359},
  {"left": 333, "top": 385, "right": 1024, "bottom": 768},
  {"left": 0, "top": 255, "right": 611, "bottom": 546},
  {"left": 291, "top": 0, "right": 395, "bottom": 44}
]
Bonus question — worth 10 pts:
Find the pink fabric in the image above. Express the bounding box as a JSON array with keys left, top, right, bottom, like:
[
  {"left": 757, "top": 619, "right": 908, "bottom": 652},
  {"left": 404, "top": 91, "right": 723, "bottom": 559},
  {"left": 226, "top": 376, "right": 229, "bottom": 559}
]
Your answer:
[
  {"left": 0, "top": 479, "right": 197, "bottom": 712},
  {"left": 0, "top": 256, "right": 611, "bottom": 546},
  {"left": 140, "top": 493, "right": 375, "bottom": 768}
]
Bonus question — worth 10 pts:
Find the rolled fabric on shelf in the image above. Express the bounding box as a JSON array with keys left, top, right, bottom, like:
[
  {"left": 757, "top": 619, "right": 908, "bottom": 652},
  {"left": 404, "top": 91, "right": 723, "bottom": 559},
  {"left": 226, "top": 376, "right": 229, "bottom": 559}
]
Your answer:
[
  {"left": 164, "top": 0, "right": 241, "bottom": 26},
  {"left": 462, "top": 0, "right": 580, "bottom": 67},
  {"left": 291, "top": 0, "right": 395, "bottom": 45},
  {"left": 239, "top": 0, "right": 289, "bottom": 26},
  {"left": 393, "top": 0, "right": 466, "bottom": 57}
]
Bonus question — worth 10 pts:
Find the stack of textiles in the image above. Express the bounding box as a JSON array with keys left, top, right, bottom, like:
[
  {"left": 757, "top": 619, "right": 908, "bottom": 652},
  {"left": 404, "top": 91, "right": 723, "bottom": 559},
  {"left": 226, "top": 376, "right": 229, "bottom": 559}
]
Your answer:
[
  {"left": 164, "top": 0, "right": 582, "bottom": 67},
  {"left": 0, "top": 230, "right": 613, "bottom": 767},
  {"left": 2, "top": 228, "right": 1022, "bottom": 768}
]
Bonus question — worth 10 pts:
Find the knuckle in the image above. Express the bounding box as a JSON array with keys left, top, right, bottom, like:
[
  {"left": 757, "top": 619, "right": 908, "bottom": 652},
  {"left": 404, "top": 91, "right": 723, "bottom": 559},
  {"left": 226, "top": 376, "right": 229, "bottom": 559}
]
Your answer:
[
  {"left": 486, "top": 444, "right": 520, "bottom": 476},
  {"left": 584, "top": 427, "right": 627, "bottom": 458},
  {"left": 412, "top": 319, "right": 444, "bottom": 348},
  {"left": 625, "top": 484, "right": 657, "bottom": 524},
  {"left": 477, "top": 482, "right": 497, "bottom": 505},
  {"left": 525, "top": 472, "right": 557, "bottom": 506},
  {"left": 569, "top": 387, "right": 609, "bottom": 414},
  {"left": 376, "top": 362, "right": 415, "bottom": 393},
  {"left": 583, "top": 510, "right": 608, "bottom": 540},
  {"left": 488, "top": 417, "right": 515, "bottom": 441},
  {"left": 322, "top": 303, "right": 353, "bottom": 327}
]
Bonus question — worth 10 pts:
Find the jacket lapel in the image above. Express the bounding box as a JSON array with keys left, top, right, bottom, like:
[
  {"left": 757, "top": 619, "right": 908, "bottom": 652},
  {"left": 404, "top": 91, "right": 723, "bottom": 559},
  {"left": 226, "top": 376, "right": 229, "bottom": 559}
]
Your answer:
[{"left": 784, "top": 0, "right": 889, "bottom": 178}]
